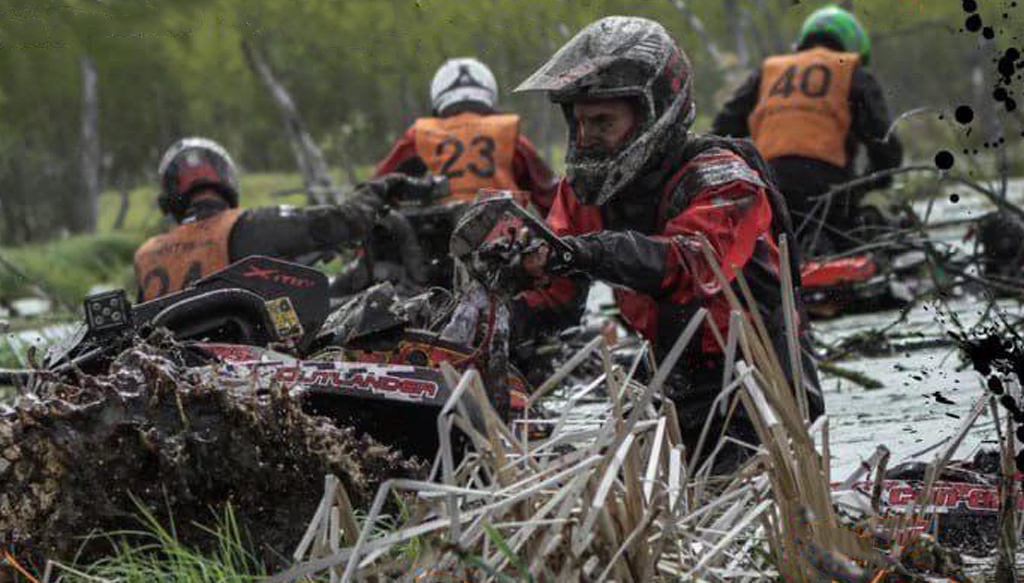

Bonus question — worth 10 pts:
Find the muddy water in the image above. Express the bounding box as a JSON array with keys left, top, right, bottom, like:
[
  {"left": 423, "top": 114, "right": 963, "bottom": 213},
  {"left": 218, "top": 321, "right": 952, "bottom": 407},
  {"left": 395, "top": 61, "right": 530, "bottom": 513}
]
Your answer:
[
  {"left": 820, "top": 182, "right": 1024, "bottom": 480},
  {"left": 578, "top": 180, "right": 1024, "bottom": 482}
]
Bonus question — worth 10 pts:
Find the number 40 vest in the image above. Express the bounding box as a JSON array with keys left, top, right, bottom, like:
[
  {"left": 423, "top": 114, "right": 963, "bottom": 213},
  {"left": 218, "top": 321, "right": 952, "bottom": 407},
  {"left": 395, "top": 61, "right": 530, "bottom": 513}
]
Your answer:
[
  {"left": 413, "top": 112, "right": 519, "bottom": 203},
  {"left": 133, "top": 208, "right": 243, "bottom": 301},
  {"left": 748, "top": 47, "right": 860, "bottom": 168}
]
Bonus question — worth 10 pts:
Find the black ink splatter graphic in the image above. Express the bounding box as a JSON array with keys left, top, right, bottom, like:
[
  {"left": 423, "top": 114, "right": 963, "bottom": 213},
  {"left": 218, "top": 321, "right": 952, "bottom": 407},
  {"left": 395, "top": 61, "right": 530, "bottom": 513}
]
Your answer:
[
  {"left": 959, "top": 1, "right": 1023, "bottom": 113},
  {"left": 955, "top": 105, "right": 974, "bottom": 124},
  {"left": 935, "top": 150, "right": 955, "bottom": 170},
  {"left": 955, "top": 332, "right": 1024, "bottom": 471}
]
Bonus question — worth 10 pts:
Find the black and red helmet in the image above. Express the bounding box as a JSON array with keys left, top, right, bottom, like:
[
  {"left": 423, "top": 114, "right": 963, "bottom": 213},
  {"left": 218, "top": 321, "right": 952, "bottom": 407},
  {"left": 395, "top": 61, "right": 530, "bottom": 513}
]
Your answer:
[
  {"left": 515, "top": 16, "right": 695, "bottom": 206},
  {"left": 157, "top": 137, "right": 240, "bottom": 222}
]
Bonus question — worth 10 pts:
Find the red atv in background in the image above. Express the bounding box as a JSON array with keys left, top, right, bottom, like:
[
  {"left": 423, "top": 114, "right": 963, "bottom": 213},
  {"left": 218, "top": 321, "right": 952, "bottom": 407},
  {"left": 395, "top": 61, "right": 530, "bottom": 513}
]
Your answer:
[{"left": 796, "top": 203, "right": 931, "bottom": 318}]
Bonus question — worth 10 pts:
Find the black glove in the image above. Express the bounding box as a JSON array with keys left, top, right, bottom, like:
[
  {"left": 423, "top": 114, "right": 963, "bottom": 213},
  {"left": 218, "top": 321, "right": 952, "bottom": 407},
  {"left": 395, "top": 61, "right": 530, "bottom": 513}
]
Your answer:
[
  {"left": 551, "top": 235, "right": 594, "bottom": 275},
  {"left": 374, "top": 173, "right": 450, "bottom": 207}
]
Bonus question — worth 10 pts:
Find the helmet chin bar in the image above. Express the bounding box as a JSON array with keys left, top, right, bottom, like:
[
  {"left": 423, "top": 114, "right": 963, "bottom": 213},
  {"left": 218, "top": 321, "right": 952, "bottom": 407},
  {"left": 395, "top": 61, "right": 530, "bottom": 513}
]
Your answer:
[{"left": 561, "top": 77, "right": 694, "bottom": 207}]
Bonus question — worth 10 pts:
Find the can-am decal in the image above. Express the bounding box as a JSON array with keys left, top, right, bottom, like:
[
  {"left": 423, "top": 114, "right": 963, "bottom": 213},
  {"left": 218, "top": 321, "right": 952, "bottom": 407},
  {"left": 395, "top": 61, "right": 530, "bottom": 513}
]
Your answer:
[
  {"left": 846, "top": 479, "right": 1024, "bottom": 513},
  {"left": 273, "top": 365, "right": 439, "bottom": 400}
]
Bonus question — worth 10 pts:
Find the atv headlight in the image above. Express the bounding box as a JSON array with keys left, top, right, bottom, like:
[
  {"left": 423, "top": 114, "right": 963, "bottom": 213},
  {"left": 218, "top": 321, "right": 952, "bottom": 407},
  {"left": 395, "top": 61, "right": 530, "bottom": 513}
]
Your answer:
[{"left": 84, "top": 289, "right": 132, "bottom": 335}]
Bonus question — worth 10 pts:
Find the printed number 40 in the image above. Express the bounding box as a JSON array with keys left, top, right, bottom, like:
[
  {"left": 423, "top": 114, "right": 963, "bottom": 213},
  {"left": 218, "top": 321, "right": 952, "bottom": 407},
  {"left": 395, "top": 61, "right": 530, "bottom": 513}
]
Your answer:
[{"left": 769, "top": 64, "right": 833, "bottom": 99}]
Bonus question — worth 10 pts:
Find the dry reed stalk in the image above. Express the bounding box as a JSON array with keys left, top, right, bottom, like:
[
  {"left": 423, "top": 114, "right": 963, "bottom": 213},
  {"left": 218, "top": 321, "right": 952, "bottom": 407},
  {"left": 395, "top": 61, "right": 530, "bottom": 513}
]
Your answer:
[{"left": 266, "top": 236, "right": 903, "bottom": 583}]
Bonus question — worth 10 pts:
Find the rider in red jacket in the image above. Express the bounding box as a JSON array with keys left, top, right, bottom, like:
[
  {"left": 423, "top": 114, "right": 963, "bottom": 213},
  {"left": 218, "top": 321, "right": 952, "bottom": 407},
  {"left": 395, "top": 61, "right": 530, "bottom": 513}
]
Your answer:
[{"left": 512, "top": 16, "right": 822, "bottom": 474}]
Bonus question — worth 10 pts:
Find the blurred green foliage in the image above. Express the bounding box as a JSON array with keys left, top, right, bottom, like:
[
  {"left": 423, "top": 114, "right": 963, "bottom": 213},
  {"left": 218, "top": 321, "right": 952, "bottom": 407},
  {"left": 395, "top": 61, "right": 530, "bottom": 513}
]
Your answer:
[{"left": 0, "top": 0, "right": 1013, "bottom": 242}]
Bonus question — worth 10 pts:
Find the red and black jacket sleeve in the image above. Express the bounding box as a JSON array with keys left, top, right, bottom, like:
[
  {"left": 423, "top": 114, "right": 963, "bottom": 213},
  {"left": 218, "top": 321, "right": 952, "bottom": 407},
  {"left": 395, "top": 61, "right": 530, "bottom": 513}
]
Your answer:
[{"left": 566, "top": 150, "right": 776, "bottom": 306}]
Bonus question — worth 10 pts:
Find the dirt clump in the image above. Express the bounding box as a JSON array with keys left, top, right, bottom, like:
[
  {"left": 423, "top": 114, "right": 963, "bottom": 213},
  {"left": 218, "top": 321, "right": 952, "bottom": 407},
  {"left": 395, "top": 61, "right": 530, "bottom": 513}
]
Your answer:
[{"left": 0, "top": 341, "right": 424, "bottom": 567}]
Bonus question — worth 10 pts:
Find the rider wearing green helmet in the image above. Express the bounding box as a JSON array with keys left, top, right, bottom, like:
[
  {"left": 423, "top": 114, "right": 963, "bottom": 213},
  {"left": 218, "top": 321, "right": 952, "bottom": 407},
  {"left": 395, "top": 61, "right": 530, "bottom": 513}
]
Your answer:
[
  {"left": 798, "top": 5, "right": 872, "bottom": 65},
  {"left": 712, "top": 5, "right": 902, "bottom": 255}
]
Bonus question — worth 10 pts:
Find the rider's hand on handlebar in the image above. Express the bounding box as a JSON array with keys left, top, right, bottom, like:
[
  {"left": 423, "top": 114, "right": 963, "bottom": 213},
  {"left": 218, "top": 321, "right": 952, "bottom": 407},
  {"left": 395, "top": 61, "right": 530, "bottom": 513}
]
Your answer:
[
  {"left": 377, "top": 173, "right": 450, "bottom": 207},
  {"left": 518, "top": 227, "right": 552, "bottom": 282}
]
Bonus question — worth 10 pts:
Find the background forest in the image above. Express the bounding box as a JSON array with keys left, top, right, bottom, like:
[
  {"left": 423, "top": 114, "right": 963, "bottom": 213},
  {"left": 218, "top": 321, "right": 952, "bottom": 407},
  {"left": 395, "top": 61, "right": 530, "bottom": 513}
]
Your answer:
[{"left": 0, "top": 0, "right": 1016, "bottom": 247}]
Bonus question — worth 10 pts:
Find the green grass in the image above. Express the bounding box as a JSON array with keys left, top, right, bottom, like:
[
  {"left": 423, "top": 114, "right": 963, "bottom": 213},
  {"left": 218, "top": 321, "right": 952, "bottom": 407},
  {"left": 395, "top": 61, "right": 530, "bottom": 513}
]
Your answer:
[
  {"left": 96, "top": 168, "right": 374, "bottom": 237},
  {"left": 60, "top": 504, "right": 267, "bottom": 583},
  {"left": 0, "top": 167, "right": 375, "bottom": 307},
  {"left": 0, "top": 232, "right": 141, "bottom": 307}
]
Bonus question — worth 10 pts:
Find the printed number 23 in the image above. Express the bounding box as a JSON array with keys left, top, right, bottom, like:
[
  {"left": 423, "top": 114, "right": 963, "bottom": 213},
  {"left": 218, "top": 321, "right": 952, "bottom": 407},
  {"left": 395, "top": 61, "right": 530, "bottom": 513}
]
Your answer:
[{"left": 437, "top": 135, "right": 496, "bottom": 179}]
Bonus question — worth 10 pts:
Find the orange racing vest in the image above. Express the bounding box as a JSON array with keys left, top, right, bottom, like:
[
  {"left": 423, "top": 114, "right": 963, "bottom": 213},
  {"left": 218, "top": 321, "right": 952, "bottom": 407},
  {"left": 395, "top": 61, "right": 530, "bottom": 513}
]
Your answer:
[
  {"left": 413, "top": 112, "right": 519, "bottom": 203},
  {"left": 748, "top": 48, "right": 859, "bottom": 168},
  {"left": 133, "top": 208, "right": 243, "bottom": 301}
]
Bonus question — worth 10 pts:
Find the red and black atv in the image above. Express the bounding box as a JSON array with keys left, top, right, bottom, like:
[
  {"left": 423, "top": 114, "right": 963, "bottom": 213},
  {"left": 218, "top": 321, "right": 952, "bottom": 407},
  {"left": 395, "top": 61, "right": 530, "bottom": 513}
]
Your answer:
[{"left": 1, "top": 193, "right": 561, "bottom": 461}]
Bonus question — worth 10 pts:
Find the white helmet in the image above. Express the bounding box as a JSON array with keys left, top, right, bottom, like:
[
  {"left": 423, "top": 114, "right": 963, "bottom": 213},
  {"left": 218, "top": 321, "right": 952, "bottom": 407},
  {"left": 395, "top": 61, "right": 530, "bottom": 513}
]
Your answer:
[{"left": 430, "top": 57, "right": 498, "bottom": 115}]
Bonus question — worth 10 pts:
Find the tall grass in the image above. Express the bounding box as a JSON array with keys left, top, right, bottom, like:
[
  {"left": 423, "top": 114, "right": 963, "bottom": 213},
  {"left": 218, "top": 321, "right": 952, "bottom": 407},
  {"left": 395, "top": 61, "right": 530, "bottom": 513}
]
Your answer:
[
  {"left": 0, "top": 232, "right": 141, "bottom": 307},
  {"left": 60, "top": 504, "right": 267, "bottom": 583}
]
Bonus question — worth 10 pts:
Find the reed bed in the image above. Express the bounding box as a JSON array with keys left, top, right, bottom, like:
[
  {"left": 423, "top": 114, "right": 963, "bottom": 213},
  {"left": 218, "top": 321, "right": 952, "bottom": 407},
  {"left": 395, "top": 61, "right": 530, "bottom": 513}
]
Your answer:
[{"left": 243, "top": 237, "right": 981, "bottom": 583}]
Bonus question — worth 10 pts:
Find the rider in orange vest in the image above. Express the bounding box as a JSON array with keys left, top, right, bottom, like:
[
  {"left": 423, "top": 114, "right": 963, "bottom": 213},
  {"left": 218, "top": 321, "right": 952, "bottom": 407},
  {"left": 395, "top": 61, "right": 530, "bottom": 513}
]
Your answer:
[
  {"left": 375, "top": 58, "right": 557, "bottom": 215},
  {"left": 712, "top": 6, "right": 902, "bottom": 254},
  {"left": 134, "top": 137, "right": 434, "bottom": 302}
]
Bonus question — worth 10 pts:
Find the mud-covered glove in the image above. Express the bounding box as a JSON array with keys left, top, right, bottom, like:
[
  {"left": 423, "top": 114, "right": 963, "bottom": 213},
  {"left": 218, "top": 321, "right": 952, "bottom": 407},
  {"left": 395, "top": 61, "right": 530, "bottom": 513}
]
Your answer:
[
  {"left": 371, "top": 173, "right": 450, "bottom": 207},
  {"left": 517, "top": 230, "right": 592, "bottom": 280},
  {"left": 525, "top": 230, "right": 679, "bottom": 297}
]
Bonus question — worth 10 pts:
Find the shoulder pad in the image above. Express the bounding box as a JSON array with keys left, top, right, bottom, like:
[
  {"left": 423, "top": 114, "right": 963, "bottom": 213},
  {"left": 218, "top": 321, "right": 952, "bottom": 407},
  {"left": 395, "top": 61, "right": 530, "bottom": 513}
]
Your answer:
[{"left": 667, "top": 148, "right": 765, "bottom": 216}]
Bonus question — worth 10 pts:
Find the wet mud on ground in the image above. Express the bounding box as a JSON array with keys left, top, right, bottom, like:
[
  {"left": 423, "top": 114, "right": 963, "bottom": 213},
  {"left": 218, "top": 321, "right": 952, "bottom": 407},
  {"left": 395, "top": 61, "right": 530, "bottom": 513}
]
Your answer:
[{"left": 0, "top": 340, "right": 423, "bottom": 568}]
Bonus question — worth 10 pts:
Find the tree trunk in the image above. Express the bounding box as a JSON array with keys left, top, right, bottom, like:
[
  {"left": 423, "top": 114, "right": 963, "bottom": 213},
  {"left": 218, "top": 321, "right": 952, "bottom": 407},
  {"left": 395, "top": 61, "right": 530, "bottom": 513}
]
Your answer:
[
  {"left": 241, "top": 41, "right": 339, "bottom": 205},
  {"left": 725, "top": 0, "right": 749, "bottom": 68},
  {"left": 112, "top": 185, "right": 131, "bottom": 230},
  {"left": 74, "top": 54, "right": 100, "bottom": 234}
]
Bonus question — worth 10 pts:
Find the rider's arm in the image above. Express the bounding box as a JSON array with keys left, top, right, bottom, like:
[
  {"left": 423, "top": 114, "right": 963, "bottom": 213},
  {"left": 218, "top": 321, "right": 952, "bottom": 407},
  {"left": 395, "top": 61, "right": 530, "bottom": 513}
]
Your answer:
[
  {"left": 373, "top": 127, "right": 419, "bottom": 177},
  {"left": 710, "top": 70, "right": 762, "bottom": 138},
  {"left": 850, "top": 68, "right": 903, "bottom": 189},
  {"left": 559, "top": 150, "right": 774, "bottom": 302},
  {"left": 512, "top": 135, "right": 559, "bottom": 217},
  {"left": 227, "top": 177, "right": 397, "bottom": 261}
]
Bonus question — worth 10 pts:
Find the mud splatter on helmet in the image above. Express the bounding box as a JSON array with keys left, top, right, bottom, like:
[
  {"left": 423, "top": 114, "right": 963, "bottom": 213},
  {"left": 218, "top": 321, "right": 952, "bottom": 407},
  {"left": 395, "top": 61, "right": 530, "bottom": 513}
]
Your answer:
[
  {"left": 798, "top": 5, "right": 871, "bottom": 65},
  {"left": 515, "top": 16, "right": 695, "bottom": 206},
  {"left": 157, "top": 137, "right": 240, "bottom": 222},
  {"left": 430, "top": 58, "right": 498, "bottom": 116}
]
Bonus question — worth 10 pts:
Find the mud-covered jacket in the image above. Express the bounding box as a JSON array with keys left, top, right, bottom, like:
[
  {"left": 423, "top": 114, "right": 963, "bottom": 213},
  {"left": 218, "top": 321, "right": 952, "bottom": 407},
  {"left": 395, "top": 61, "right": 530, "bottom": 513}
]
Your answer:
[
  {"left": 516, "top": 135, "right": 818, "bottom": 410},
  {"left": 134, "top": 179, "right": 392, "bottom": 301},
  {"left": 376, "top": 112, "right": 558, "bottom": 215},
  {"left": 712, "top": 48, "right": 902, "bottom": 193}
]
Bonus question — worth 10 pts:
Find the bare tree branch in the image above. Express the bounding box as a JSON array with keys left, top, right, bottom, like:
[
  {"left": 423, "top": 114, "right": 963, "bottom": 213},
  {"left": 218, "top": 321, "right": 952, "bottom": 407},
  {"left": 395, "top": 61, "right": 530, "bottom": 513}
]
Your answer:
[{"left": 241, "top": 40, "right": 340, "bottom": 206}]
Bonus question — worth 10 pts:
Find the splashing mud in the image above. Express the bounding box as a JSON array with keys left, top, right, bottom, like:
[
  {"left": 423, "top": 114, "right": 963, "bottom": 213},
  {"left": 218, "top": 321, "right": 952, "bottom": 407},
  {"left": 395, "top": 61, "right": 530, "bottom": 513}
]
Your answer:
[{"left": 0, "top": 335, "right": 424, "bottom": 567}]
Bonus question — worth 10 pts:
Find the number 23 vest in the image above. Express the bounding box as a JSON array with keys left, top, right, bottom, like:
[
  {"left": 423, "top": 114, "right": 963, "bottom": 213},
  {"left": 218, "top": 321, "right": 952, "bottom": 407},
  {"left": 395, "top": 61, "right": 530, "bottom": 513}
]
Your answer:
[{"left": 412, "top": 112, "right": 519, "bottom": 203}]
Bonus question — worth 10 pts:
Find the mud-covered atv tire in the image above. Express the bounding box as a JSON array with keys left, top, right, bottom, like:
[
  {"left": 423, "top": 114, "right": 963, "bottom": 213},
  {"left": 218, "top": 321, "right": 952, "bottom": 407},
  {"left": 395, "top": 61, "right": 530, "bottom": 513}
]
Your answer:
[{"left": 0, "top": 345, "right": 423, "bottom": 569}]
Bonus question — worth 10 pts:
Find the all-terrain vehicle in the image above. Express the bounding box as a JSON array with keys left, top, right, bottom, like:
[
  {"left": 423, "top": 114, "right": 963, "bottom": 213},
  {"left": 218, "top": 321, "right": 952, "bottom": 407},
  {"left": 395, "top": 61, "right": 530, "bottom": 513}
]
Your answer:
[{"left": 1, "top": 191, "right": 567, "bottom": 460}]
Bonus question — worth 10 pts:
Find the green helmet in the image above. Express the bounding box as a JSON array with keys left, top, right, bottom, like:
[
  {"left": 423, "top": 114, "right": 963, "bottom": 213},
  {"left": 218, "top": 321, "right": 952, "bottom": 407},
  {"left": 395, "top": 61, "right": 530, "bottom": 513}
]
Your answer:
[{"left": 797, "top": 5, "right": 871, "bottom": 65}]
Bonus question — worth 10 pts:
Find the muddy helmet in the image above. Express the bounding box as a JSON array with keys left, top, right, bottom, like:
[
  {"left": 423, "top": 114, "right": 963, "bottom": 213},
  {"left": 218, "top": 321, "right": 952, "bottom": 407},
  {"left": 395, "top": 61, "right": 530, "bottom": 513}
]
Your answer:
[
  {"left": 798, "top": 6, "right": 871, "bottom": 65},
  {"left": 430, "top": 58, "right": 498, "bottom": 116},
  {"left": 515, "top": 16, "right": 695, "bottom": 206},
  {"left": 157, "top": 137, "right": 240, "bottom": 222}
]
